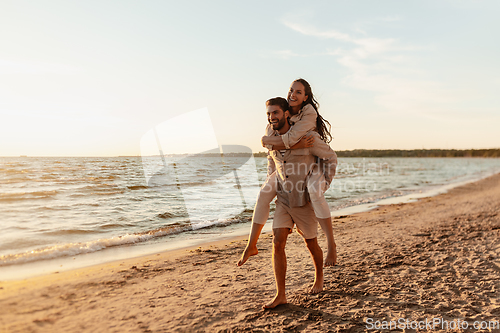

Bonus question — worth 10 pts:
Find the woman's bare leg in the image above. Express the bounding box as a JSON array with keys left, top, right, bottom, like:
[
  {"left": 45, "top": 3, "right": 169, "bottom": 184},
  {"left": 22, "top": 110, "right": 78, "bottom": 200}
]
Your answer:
[
  {"left": 308, "top": 172, "right": 337, "bottom": 266},
  {"left": 317, "top": 217, "right": 337, "bottom": 266}
]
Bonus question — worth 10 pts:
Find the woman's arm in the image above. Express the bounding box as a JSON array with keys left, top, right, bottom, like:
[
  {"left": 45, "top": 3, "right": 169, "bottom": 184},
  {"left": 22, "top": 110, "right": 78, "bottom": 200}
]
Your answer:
[
  {"left": 262, "top": 135, "right": 314, "bottom": 150},
  {"left": 261, "top": 135, "right": 285, "bottom": 148},
  {"left": 281, "top": 104, "right": 317, "bottom": 149}
]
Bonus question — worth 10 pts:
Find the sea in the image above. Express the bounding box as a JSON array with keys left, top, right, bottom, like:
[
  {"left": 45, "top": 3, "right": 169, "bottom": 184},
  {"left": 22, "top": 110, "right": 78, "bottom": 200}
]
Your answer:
[{"left": 1, "top": 156, "right": 500, "bottom": 280}]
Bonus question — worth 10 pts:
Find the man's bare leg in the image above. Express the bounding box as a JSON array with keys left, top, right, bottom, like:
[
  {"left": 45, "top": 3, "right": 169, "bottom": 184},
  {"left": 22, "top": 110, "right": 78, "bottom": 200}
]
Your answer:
[
  {"left": 238, "top": 174, "right": 276, "bottom": 266},
  {"left": 317, "top": 217, "right": 337, "bottom": 266},
  {"left": 237, "top": 222, "right": 265, "bottom": 266},
  {"left": 263, "top": 228, "right": 289, "bottom": 309},
  {"left": 304, "top": 237, "right": 324, "bottom": 294}
]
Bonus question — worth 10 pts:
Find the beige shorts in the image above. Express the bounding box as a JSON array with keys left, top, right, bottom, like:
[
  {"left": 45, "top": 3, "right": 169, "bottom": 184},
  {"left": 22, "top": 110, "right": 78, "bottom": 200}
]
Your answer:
[{"left": 273, "top": 201, "right": 318, "bottom": 240}]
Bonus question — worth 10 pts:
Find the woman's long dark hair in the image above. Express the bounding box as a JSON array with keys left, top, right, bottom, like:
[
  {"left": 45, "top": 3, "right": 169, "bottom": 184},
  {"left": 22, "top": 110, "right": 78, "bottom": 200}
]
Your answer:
[{"left": 293, "top": 78, "right": 332, "bottom": 143}]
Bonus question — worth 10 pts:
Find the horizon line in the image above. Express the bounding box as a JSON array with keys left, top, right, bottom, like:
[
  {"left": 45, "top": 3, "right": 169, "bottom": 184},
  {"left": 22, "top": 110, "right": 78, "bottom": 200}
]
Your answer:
[{"left": 2, "top": 147, "right": 500, "bottom": 158}]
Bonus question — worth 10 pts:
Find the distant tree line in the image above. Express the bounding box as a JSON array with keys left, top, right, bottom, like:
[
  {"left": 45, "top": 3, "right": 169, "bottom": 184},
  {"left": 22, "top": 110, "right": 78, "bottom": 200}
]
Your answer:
[{"left": 253, "top": 149, "right": 500, "bottom": 158}]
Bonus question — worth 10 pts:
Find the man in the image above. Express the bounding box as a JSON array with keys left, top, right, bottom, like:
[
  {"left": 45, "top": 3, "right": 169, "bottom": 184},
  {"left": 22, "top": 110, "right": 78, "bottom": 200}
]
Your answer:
[{"left": 238, "top": 97, "right": 337, "bottom": 309}]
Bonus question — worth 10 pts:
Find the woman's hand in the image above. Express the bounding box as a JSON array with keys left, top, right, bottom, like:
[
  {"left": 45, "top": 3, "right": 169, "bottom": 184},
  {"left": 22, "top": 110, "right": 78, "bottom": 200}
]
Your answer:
[
  {"left": 290, "top": 135, "right": 314, "bottom": 149},
  {"left": 261, "top": 136, "right": 270, "bottom": 147}
]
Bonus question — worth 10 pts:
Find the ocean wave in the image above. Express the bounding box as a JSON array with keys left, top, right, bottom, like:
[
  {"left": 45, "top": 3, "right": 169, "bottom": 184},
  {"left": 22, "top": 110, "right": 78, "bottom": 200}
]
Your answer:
[
  {"left": 0, "top": 214, "right": 254, "bottom": 267},
  {"left": 157, "top": 211, "right": 186, "bottom": 219},
  {"left": 0, "top": 168, "right": 27, "bottom": 175},
  {"left": 127, "top": 185, "right": 148, "bottom": 190},
  {"left": 69, "top": 184, "right": 125, "bottom": 196},
  {"left": 93, "top": 190, "right": 126, "bottom": 196},
  {"left": 147, "top": 177, "right": 216, "bottom": 189},
  {"left": 78, "top": 184, "right": 121, "bottom": 191},
  {"left": 98, "top": 223, "right": 129, "bottom": 230},
  {"left": 0, "top": 190, "right": 58, "bottom": 202},
  {"left": 41, "top": 228, "right": 98, "bottom": 236},
  {"left": 0, "top": 224, "right": 190, "bottom": 267}
]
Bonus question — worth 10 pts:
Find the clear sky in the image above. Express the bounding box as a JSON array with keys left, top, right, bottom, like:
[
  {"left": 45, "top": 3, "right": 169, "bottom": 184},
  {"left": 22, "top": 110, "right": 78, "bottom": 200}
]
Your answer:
[{"left": 1, "top": 0, "right": 499, "bottom": 156}]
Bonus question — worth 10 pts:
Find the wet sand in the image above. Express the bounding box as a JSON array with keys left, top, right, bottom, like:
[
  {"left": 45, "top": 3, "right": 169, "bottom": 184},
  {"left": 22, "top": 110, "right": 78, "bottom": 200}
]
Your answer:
[{"left": 1, "top": 173, "right": 500, "bottom": 332}]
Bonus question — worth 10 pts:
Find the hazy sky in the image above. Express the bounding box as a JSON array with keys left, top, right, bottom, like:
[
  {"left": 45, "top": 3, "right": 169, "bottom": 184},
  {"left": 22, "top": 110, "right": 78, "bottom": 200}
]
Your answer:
[{"left": 1, "top": 0, "right": 499, "bottom": 156}]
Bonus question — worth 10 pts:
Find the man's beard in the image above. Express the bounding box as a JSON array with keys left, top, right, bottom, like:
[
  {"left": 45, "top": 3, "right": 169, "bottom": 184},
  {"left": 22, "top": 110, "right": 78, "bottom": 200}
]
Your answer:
[{"left": 271, "top": 117, "right": 287, "bottom": 131}]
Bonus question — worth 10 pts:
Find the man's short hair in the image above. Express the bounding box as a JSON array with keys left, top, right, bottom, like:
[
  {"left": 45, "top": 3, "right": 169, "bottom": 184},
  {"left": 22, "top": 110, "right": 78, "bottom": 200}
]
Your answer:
[{"left": 266, "top": 97, "right": 289, "bottom": 113}]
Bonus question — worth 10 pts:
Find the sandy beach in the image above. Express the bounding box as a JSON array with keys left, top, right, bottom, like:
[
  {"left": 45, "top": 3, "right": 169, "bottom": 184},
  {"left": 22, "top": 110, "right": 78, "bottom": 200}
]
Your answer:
[{"left": 1, "top": 173, "right": 500, "bottom": 332}]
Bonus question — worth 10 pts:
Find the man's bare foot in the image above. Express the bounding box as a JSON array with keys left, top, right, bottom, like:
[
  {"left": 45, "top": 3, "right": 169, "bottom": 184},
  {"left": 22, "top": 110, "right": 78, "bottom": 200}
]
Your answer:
[
  {"left": 324, "top": 245, "right": 337, "bottom": 267},
  {"left": 263, "top": 294, "right": 287, "bottom": 309},
  {"left": 237, "top": 246, "right": 258, "bottom": 266},
  {"left": 309, "top": 276, "right": 324, "bottom": 294}
]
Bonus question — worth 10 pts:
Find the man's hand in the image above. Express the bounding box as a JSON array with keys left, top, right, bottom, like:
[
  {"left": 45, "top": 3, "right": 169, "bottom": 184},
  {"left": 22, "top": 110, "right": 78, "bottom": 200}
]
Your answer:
[{"left": 290, "top": 135, "right": 314, "bottom": 149}]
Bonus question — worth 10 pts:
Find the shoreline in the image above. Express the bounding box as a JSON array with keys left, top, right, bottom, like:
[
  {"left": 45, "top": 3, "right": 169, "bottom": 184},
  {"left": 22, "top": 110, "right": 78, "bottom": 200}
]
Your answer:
[
  {"left": 1, "top": 173, "right": 500, "bottom": 332},
  {"left": 1, "top": 169, "right": 497, "bottom": 282}
]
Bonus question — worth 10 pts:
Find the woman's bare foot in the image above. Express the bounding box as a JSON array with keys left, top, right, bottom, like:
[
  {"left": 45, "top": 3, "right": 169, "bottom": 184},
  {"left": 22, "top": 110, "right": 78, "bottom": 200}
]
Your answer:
[
  {"left": 263, "top": 293, "right": 287, "bottom": 309},
  {"left": 237, "top": 246, "right": 258, "bottom": 266},
  {"left": 324, "top": 244, "right": 337, "bottom": 267}
]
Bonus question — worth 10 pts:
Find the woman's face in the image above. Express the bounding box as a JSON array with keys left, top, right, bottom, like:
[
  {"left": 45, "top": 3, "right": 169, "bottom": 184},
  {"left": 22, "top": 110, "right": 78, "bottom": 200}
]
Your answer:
[{"left": 287, "top": 81, "right": 308, "bottom": 109}]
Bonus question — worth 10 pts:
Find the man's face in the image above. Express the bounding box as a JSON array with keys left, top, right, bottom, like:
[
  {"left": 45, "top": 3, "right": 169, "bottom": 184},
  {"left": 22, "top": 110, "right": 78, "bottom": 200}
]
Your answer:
[{"left": 267, "top": 105, "right": 288, "bottom": 131}]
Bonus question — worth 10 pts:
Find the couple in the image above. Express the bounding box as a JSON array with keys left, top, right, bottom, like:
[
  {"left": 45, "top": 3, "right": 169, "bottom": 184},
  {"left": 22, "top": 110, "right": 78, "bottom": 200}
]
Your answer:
[{"left": 237, "top": 79, "right": 338, "bottom": 309}]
